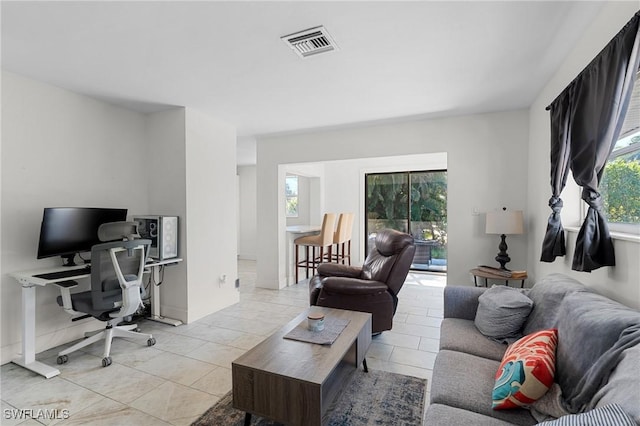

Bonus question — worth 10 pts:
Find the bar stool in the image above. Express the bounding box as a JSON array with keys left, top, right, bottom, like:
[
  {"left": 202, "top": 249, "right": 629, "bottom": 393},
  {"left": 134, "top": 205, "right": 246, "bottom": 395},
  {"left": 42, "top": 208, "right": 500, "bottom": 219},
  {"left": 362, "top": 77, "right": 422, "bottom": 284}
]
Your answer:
[
  {"left": 333, "top": 212, "right": 354, "bottom": 264},
  {"left": 294, "top": 213, "right": 337, "bottom": 283}
]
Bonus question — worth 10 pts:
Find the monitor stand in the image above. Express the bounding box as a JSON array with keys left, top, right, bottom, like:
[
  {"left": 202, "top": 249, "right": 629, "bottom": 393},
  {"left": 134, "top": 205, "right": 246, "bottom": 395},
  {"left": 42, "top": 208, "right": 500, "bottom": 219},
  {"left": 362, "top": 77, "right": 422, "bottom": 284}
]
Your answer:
[{"left": 61, "top": 253, "right": 78, "bottom": 267}]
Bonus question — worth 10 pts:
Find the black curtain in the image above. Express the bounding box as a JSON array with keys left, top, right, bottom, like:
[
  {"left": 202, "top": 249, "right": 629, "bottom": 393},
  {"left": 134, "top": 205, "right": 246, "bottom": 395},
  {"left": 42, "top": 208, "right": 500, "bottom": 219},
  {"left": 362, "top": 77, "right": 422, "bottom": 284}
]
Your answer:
[
  {"left": 541, "top": 11, "right": 640, "bottom": 272},
  {"left": 540, "top": 95, "right": 572, "bottom": 262}
]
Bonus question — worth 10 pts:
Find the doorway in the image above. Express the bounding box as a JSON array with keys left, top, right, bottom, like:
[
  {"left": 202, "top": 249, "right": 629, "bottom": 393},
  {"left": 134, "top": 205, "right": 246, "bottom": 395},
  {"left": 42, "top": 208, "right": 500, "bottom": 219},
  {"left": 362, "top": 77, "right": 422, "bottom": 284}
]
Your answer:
[{"left": 365, "top": 170, "right": 447, "bottom": 272}]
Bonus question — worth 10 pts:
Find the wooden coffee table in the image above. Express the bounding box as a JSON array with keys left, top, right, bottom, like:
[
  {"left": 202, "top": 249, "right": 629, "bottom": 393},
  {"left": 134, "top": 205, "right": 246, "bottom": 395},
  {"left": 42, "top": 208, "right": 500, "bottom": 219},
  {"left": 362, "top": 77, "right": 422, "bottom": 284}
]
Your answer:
[{"left": 232, "top": 307, "right": 372, "bottom": 426}]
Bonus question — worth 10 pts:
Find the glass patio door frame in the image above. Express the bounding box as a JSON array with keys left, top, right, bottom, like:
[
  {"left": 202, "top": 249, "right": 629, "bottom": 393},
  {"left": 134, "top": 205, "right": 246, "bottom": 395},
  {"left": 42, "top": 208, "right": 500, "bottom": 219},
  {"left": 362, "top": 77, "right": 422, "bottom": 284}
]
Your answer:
[{"left": 364, "top": 169, "right": 447, "bottom": 272}]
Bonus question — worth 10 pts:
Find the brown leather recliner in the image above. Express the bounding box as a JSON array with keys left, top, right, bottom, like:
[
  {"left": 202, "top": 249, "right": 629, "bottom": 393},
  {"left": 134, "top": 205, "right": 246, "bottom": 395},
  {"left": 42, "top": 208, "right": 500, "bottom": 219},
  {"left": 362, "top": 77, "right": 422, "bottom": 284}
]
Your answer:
[{"left": 309, "top": 229, "right": 416, "bottom": 333}]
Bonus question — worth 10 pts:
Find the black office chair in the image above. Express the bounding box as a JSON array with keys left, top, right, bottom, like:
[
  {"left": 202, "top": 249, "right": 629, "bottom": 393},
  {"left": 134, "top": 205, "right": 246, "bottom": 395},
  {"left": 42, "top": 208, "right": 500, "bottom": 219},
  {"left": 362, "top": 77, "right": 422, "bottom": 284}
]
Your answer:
[{"left": 55, "top": 222, "right": 156, "bottom": 367}]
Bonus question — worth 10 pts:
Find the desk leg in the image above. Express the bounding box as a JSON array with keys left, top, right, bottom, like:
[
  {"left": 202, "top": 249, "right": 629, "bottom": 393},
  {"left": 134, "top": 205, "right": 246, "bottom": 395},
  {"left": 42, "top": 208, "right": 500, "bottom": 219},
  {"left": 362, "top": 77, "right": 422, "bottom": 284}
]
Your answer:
[
  {"left": 13, "top": 285, "right": 60, "bottom": 378},
  {"left": 148, "top": 266, "right": 183, "bottom": 327}
]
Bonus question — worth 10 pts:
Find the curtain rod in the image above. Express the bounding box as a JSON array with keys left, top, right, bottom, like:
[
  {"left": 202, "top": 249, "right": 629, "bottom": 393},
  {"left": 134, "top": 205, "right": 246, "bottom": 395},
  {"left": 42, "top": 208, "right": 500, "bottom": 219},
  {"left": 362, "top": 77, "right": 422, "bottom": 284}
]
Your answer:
[{"left": 546, "top": 10, "right": 640, "bottom": 111}]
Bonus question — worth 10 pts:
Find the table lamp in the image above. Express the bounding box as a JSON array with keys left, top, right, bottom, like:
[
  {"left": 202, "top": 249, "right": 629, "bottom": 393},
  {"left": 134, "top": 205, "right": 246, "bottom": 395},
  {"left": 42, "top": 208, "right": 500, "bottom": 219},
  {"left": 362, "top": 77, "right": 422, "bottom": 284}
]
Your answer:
[{"left": 485, "top": 207, "right": 524, "bottom": 270}]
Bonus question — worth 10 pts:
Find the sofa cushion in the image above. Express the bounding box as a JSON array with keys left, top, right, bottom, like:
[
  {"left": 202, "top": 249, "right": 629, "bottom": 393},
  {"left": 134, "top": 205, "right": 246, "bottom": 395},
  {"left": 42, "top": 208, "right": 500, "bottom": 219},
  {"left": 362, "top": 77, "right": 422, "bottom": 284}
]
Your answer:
[
  {"left": 440, "top": 318, "right": 507, "bottom": 361},
  {"left": 590, "top": 343, "right": 640, "bottom": 423},
  {"left": 555, "top": 292, "right": 640, "bottom": 413},
  {"left": 425, "top": 403, "right": 516, "bottom": 426},
  {"left": 493, "top": 329, "right": 558, "bottom": 410},
  {"left": 431, "top": 350, "right": 537, "bottom": 425},
  {"left": 475, "top": 286, "right": 533, "bottom": 341},
  {"left": 530, "top": 383, "right": 571, "bottom": 422},
  {"left": 443, "top": 285, "right": 488, "bottom": 320},
  {"left": 522, "top": 273, "right": 588, "bottom": 336},
  {"left": 536, "top": 404, "right": 636, "bottom": 426}
]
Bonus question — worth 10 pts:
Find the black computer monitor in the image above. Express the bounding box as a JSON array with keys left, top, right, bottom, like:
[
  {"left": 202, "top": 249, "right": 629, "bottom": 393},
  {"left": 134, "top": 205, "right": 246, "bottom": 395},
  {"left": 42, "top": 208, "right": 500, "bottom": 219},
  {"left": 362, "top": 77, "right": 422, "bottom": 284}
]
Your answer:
[{"left": 37, "top": 207, "right": 128, "bottom": 266}]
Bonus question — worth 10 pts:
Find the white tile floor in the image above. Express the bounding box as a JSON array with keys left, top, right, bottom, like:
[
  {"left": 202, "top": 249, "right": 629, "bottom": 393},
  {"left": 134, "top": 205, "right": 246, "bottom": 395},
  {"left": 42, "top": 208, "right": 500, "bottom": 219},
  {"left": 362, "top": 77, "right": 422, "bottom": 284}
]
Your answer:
[{"left": 1, "top": 260, "right": 444, "bottom": 425}]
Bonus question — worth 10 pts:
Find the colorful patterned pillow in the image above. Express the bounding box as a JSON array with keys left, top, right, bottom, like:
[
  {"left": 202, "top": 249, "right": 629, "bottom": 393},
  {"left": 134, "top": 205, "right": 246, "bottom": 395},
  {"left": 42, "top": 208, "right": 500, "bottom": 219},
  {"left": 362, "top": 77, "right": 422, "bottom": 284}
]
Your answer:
[{"left": 492, "top": 328, "right": 558, "bottom": 410}]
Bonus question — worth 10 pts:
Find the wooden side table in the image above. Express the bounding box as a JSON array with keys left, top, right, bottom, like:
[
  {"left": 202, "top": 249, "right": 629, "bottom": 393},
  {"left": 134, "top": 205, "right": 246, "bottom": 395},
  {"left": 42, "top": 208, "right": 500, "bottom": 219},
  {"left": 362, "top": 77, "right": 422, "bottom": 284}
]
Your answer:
[{"left": 470, "top": 268, "right": 527, "bottom": 288}]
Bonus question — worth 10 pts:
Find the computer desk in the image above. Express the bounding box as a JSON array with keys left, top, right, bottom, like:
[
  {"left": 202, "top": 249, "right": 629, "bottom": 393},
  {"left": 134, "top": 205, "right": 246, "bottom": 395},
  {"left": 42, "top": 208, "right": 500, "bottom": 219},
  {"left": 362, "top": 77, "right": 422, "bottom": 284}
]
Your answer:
[
  {"left": 10, "top": 257, "right": 183, "bottom": 378},
  {"left": 145, "top": 258, "right": 183, "bottom": 327}
]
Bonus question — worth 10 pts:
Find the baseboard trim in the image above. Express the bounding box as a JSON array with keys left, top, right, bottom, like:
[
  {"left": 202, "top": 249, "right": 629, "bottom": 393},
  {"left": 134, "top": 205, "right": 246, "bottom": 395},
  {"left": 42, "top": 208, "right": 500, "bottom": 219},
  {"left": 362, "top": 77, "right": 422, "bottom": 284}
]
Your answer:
[{"left": 238, "top": 255, "right": 257, "bottom": 261}]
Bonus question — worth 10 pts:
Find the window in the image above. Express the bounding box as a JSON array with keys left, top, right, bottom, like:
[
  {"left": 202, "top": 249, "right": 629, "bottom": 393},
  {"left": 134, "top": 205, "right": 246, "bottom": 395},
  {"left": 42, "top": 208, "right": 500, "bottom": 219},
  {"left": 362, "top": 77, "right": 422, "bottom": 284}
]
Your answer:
[
  {"left": 365, "top": 170, "right": 447, "bottom": 272},
  {"left": 600, "top": 72, "right": 640, "bottom": 235},
  {"left": 285, "top": 175, "right": 299, "bottom": 217}
]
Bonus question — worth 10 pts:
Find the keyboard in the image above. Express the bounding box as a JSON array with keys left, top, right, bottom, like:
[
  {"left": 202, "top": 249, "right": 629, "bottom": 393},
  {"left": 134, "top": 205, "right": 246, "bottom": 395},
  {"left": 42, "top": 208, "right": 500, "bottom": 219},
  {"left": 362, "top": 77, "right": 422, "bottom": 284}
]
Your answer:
[{"left": 34, "top": 266, "right": 91, "bottom": 280}]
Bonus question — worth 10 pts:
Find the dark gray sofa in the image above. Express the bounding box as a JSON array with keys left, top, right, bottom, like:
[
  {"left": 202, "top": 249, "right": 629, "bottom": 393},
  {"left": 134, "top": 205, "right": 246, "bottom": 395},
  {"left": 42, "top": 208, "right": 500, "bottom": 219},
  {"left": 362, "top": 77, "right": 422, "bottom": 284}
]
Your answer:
[{"left": 424, "top": 273, "right": 640, "bottom": 425}]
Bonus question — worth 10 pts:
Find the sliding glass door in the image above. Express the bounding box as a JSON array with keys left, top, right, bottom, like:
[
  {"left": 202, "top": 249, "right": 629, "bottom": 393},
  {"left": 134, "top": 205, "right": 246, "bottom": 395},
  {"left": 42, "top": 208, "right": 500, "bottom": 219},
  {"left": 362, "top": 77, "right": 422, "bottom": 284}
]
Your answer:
[{"left": 365, "top": 170, "right": 447, "bottom": 272}]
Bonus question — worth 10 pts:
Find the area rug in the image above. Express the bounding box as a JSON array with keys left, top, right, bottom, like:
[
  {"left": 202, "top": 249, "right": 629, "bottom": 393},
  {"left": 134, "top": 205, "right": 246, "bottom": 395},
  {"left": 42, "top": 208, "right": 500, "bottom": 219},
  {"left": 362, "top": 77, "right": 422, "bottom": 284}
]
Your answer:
[{"left": 192, "top": 369, "right": 426, "bottom": 426}]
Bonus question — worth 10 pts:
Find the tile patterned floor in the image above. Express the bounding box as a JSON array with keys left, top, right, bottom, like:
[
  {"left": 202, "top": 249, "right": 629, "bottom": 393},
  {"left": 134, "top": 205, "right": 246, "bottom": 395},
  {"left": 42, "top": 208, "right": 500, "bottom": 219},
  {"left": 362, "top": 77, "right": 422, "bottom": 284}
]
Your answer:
[{"left": 1, "top": 260, "right": 444, "bottom": 425}]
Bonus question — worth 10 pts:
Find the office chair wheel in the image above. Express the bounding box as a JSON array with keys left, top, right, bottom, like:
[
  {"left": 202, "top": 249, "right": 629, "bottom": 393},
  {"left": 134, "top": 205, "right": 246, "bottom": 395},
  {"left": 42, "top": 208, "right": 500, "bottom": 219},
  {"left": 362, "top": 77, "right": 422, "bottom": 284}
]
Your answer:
[
  {"left": 57, "top": 355, "right": 68, "bottom": 365},
  {"left": 102, "top": 357, "right": 112, "bottom": 367},
  {"left": 147, "top": 338, "right": 156, "bottom": 346}
]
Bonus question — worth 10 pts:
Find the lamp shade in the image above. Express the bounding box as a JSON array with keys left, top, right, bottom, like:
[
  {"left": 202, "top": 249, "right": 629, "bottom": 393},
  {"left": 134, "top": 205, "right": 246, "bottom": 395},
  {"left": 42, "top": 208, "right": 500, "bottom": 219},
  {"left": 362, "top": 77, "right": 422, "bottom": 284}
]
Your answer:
[{"left": 486, "top": 209, "right": 524, "bottom": 235}]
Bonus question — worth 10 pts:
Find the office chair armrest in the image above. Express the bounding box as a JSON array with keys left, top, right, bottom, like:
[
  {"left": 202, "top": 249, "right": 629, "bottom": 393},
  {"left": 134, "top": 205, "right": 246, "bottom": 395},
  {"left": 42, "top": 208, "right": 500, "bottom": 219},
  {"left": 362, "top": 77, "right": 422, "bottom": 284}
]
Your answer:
[
  {"left": 317, "top": 263, "right": 362, "bottom": 278},
  {"left": 322, "top": 277, "right": 388, "bottom": 295},
  {"left": 54, "top": 280, "right": 80, "bottom": 314}
]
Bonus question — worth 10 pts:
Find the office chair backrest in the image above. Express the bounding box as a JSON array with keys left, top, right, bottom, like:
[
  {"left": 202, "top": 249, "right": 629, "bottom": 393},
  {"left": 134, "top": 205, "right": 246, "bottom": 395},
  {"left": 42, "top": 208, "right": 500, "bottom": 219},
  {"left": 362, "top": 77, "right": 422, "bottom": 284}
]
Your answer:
[
  {"left": 98, "top": 221, "right": 140, "bottom": 242},
  {"left": 90, "top": 222, "right": 150, "bottom": 320}
]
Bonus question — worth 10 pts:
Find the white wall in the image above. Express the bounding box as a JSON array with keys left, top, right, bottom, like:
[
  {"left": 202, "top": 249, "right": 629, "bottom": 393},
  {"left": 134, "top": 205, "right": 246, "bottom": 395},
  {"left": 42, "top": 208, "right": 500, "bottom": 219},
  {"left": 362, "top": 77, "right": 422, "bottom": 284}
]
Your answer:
[
  {"left": 283, "top": 163, "right": 325, "bottom": 227},
  {"left": 527, "top": 3, "right": 640, "bottom": 309},
  {"left": 285, "top": 175, "right": 311, "bottom": 227},
  {"left": 257, "top": 110, "right": 530, "bottom": 289},
  {"left": 1, "top": 72, "right": 240, "bottom": 363},
  {"left": 145, "top": 109, "right": 188, "bottom": 321},
  {"left": 1, "top": 71, "right": 148, "bottom": 363},
  {"left": 184, "top": 108, "right": 239, "bottom": 322},
  {"left": 309, "top": 177, "right": 321, "bottom": 226},
  {"left": 237, "top": 165, "right": 257, "bottom": 260},
  {"left": 322, "top": 153, "right": 448, "bottom": 266},
  {"left": 0, "top": 71, "right": 3, "bottom": 344}
]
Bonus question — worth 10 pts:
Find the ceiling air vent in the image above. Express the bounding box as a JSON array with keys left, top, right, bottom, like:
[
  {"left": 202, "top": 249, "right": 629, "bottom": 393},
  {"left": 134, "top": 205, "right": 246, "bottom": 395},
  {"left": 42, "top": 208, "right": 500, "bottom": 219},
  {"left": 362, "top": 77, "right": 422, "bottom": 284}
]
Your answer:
[{"left": 281, "top": 26, "right": 339, "bottom": 58}]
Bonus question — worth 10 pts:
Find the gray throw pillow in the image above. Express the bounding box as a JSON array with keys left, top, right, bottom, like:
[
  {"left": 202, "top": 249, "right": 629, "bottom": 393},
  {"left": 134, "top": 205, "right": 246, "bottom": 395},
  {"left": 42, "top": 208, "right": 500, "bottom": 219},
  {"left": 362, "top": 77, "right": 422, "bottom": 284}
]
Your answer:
[{"left": 474, "top": 285, "right": 533, "bottom": 341}]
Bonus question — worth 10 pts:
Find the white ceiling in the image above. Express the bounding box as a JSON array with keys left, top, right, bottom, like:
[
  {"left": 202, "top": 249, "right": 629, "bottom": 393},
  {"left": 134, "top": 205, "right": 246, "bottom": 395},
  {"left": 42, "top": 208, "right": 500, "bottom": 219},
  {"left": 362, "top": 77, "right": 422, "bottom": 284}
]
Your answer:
[{"left": 2, "top": 1, "right": 605, "bottom": 164}]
